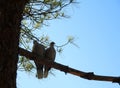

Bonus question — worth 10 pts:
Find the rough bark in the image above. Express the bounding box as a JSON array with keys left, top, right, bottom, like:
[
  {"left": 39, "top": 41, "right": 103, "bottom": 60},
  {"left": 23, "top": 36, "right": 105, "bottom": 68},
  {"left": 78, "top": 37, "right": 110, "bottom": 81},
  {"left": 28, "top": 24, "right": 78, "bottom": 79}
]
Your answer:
[
  {"left": 0, "top": 0, "right": 28, "bottom": 88},
  {"left": 19, "top": 47, "right": 120, "bottom": 84}
]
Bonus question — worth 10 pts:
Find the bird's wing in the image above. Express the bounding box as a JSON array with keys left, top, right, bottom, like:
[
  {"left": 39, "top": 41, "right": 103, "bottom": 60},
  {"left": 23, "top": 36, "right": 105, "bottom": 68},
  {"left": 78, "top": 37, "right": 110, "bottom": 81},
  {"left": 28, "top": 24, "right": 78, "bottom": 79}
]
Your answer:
[
  {"left": 45, "top": 47, "right": 51, "bottom": 59},
  {"left": 45, "top": 47, "right": 56, "bottom": 61}
]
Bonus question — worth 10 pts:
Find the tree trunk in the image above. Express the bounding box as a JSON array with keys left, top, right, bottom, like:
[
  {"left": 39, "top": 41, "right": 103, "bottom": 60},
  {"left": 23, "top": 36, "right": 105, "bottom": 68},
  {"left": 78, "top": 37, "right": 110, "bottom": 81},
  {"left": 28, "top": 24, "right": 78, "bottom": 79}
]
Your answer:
[{"left": 0, "top": 0, "right": 28, "bottom": 88}]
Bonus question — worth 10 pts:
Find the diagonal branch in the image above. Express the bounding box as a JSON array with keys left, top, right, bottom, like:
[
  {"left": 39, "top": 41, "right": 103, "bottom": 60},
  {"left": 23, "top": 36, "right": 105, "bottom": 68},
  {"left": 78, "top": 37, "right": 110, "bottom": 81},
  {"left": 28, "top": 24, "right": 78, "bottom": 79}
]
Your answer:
[{"left": 19, "top": 47, "right": 120, "bottom": 84}]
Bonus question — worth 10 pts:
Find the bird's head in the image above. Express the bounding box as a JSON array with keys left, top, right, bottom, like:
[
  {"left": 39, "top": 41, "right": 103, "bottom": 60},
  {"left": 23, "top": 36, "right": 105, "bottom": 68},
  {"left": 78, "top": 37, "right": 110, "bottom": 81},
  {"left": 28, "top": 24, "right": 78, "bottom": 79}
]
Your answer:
[
  {"left": 33, "top": 40, "right": 38, "bottom": 45},
  {"left": 50, "top": 42, "right": 55, "bottom": 46}
]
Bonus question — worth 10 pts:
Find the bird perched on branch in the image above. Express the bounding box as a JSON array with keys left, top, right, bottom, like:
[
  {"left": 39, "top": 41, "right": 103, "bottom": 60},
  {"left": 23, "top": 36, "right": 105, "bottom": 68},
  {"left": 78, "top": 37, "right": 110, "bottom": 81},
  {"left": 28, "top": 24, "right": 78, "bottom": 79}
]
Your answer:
[
  {"left": 44, "top": 42, "right": 56, "bottom": 78},
  {"left": 32, "top": 40, "right": 45, "bottom": 79}
]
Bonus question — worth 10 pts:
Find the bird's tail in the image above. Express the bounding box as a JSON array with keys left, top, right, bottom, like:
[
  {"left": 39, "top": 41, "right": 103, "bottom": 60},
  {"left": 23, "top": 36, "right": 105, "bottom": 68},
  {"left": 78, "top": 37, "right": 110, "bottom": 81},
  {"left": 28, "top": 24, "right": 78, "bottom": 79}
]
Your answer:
[
  {"left": 44, "top": 67, "right": 51, "bottom": 78},
  {"left": 36, "top": 69, "right": 43, "bottom": 79},
  {"left": 44, "top": 69, "right": 48, "bottom": 78}
]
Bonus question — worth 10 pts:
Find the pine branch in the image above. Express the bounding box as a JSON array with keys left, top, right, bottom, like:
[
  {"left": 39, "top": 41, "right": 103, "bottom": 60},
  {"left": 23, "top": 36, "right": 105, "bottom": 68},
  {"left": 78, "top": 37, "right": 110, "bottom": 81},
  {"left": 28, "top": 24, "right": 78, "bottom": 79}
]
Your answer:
[{"left": 19, "top": 47, "right": 120, "bottom": 84}]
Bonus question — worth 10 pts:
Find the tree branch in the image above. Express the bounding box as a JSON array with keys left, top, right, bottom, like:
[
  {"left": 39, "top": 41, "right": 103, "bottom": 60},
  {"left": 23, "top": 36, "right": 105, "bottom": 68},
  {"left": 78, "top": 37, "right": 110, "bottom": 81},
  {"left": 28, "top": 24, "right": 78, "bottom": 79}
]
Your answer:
[{"left": 19, "top": 47, "right": 120, "bottom": 84}]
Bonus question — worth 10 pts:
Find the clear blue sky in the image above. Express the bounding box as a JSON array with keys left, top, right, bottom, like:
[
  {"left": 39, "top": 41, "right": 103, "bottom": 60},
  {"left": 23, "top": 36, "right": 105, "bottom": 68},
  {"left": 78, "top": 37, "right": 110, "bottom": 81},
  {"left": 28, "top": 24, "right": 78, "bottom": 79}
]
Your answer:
[{"left": 17, "top": 0, "right": 120, "bottom": 88}]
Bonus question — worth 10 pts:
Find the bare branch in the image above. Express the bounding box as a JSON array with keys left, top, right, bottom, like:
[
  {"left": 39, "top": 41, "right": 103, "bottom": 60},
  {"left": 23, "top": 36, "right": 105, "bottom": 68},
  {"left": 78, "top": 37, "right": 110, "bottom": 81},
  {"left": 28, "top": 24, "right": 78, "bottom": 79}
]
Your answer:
[{"left": 19, "top": 47, "right": 120, "bottom": 84}]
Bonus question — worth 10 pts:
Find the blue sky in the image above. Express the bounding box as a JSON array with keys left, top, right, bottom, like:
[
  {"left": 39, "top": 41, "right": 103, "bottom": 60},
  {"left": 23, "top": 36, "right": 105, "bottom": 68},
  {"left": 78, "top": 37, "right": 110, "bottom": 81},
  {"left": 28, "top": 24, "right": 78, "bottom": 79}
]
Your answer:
[{"left": 17, "top": 0, "right": 120, "bottom": 88}]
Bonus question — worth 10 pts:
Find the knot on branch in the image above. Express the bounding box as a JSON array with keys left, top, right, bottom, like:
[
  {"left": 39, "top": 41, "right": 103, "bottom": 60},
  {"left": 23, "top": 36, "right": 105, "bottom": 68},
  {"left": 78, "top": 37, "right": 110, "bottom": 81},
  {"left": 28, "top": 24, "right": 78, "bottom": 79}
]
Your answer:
[
  {"left": 82, "top": 72, "right": 94, "bottom": 80},
  {"left": 113, "top": 77, "right": 120, "bottom": 85},
  {"left": 64, "top": 66, "right": 69, "bottom": 74}
]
